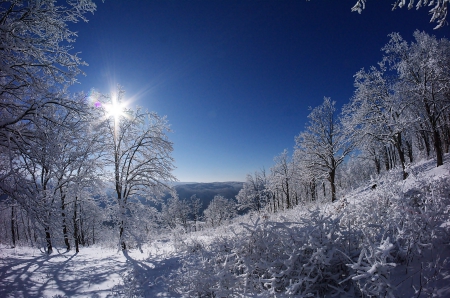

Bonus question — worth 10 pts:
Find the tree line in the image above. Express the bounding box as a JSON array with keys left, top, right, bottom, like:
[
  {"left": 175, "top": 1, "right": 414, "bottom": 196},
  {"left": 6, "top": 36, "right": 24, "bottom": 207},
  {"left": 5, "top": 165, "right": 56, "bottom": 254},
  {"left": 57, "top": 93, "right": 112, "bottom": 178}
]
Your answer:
[{"left": 237, "top": 30, "right": 450, "bottom": 213}]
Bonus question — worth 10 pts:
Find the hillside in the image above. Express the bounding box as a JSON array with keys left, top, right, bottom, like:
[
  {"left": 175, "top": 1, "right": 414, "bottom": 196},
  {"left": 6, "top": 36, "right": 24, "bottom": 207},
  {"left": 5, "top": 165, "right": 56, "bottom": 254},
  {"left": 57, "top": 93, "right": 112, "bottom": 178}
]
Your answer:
[
  {"left": 1, "top": 157, "right": 449, "bottom": 297},
  {"left": 165, "top": 181, "right": 243, "bottom": 213}
]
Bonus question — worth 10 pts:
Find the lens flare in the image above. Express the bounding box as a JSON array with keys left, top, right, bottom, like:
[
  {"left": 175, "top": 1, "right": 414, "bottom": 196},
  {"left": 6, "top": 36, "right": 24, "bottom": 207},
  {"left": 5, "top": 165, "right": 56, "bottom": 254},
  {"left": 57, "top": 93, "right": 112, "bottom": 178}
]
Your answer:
[{"left": 104, "top": 94, "right": 128, "bottom": 122}]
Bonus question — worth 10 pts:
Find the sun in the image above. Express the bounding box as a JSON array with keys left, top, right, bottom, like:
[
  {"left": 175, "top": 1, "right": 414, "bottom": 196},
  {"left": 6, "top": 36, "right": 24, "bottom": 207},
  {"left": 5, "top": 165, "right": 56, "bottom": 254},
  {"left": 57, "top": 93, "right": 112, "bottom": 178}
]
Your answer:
[{"left": 104, "top": 96, "right": 127, "bottom": 122}]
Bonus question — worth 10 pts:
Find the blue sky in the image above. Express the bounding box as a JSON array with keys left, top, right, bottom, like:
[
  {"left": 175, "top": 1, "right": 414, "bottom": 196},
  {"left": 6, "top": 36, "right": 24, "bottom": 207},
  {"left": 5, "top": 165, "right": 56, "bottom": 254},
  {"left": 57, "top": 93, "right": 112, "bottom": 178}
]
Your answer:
[{"left": 70, "top": 0, "right": 444, "bottom": 182}]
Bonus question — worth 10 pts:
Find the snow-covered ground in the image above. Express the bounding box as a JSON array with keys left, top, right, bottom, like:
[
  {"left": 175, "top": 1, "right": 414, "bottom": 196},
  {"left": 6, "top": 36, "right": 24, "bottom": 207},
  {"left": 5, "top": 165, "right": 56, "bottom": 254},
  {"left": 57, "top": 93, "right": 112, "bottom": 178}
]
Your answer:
[
  {"left": 1, "top": 156, "right": 449, "bottom": 297},
  {"left": 0, "top": 241, "right": 183, "bottom": 298}
]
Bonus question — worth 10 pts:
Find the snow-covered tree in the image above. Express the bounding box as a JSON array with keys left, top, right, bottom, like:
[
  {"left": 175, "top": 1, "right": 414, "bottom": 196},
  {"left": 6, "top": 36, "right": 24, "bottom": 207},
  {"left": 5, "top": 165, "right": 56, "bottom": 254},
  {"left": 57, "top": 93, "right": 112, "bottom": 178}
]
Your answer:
[
  {"left": 101, "top": 89, "right": 176, "bottom": 250},
  {"left": 0, "top": 0, "right": 96, "bottom": 149},
  {"left": 350, "top": 0, "right": 449, "bottom": 29},
  {"left": 342, "top": 66, "right": 412, "bottom": 180},
  {"left": 203, "top": 195, "right": 236, "bottom": 228},
  {"left": 0, "top": 96, "right": 106, "bottom": 253},
  {"left": 292, "top": 146, "right": 325, "bottom": 203},
  {"left": 382, "top": 31, "right": 450, "bottom": 167},
  {"left": 268, "top": 150, "right": 298, "bottom": 210},
  {"left": 295, "top": 98, "right": 354, "bottom": 202},
  {"left": 189, "top": 194, "right": 202, "bottom": 230},
  {"left": 160, "top": 194, "right": 192, "bottom": 230},
  {"left": 236, "top": 170, "right": 269, "bottom": 213}
]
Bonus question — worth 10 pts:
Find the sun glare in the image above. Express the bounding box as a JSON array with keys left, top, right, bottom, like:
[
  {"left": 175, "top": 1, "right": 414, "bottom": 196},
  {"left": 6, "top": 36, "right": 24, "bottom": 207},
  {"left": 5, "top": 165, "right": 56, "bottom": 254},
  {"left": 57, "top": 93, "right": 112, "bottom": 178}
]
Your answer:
[{"left": 105, "top": 96, "right": 127, "bottom": 121}]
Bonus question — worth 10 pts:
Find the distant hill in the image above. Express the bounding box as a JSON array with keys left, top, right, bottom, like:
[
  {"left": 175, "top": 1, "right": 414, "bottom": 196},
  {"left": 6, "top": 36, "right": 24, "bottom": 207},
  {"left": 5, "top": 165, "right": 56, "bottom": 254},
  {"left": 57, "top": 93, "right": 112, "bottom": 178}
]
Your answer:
[
  {"left": 174, "top": 182, "right": 243, "bottom": 200},
  {"left": 167, "top": 181, "right": 244, "bottom": 214}
]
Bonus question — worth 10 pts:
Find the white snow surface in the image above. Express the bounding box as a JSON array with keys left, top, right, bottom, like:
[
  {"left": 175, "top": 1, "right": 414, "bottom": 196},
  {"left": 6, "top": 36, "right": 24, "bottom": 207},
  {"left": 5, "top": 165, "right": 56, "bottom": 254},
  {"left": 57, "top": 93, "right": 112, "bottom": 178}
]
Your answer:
[
  {"left": 1, "top": 156, "right": 450, "bottom": 297},
  {"left": 0, "top": 241, "right": 183, "bottom": 298}
]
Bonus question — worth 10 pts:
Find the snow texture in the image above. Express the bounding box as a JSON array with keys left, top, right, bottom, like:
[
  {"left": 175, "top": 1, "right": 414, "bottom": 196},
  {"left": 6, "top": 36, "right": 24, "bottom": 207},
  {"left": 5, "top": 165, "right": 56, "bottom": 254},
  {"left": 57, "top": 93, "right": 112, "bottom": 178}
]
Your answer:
[{"left": 1, "top": 156, "right": 450, "bottom": 297}]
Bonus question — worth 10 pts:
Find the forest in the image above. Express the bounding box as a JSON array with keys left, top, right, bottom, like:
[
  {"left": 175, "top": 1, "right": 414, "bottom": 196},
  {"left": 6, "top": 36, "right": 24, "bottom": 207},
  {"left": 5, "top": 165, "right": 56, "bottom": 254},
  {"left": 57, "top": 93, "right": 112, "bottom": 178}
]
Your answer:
[{"left": 1, "top": 0, "right": 450, "bottom": 297}]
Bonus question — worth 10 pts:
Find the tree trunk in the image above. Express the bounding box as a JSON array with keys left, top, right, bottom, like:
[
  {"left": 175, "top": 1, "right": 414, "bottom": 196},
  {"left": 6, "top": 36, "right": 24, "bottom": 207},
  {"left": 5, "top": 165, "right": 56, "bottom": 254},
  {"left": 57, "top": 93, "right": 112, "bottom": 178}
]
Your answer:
[
  {"left": 405, "top": 140, "right": 413, "bottom": 163},
  {"left": 285, "top": 180, "right": 290, "bottom": 209},
  {"left": 384, "top": 146, "right": 390, "bottom": 171},
  {"left": 272, "top": 194, "right": 276, "bottom": 213},
  {"left": 20, "top": 210, "right": 29, "bottom": 244},
  {"left": 433, "top": 128, "right": 444, "bottom": 166},
  {"left": 374, "top": 156, "right": 381, "bottom": 175},
  {"left": 11, "top": 206, "right": 16, "bottom": 248},
  {"left": 310, "top": 181, "right": 316, "bottom": 202},
  {"left": 73, "top": 197, "right": 79, "bottom": 253},
  {"left": 329, "top": 170, "right": 337, "bottom": 202},
  {"left": 394, "top": 133, "right": 408, "bottom": 180},
  {"left": 420, "top": 127, "right": 431, "bottom": 157},
  {"left": 119, "top": 222, "right": 126, "bottom": 250},
  {"left": 45, "top": 227, "right": 53, "bottom": 254},
  {"left": 61, "top": 193, "right": 70, "bottom": 251},
  {"left": 424, "top": 100, "right": 443, "bottom": 167}
]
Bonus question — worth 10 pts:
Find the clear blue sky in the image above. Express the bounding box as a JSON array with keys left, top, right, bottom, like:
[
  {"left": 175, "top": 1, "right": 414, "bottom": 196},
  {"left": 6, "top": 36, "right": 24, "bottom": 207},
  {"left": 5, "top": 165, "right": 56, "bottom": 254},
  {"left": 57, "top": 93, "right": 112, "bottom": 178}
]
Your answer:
[{"left": 70, "top": 0, "right": 444, "bottom": 182}]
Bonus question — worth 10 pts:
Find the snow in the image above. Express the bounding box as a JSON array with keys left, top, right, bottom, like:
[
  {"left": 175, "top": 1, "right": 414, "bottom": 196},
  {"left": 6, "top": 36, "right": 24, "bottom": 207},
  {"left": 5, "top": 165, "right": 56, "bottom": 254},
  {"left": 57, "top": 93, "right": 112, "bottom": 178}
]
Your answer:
[
  {"left": 0, "top": 242, "right": 183, "bottom": 298},
  {"left": 1, "top": 155, "right": 450, "bottom": 297}
]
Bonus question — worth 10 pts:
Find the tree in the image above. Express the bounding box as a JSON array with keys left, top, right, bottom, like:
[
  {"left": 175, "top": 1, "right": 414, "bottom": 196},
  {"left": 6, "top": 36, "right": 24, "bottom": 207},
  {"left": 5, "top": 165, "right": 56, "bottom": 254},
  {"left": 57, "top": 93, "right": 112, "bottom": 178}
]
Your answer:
[
  {"left": 0, "top": 0, "right": 97, "bottom": 148},
  {"left": 203, "top": 195, "right": 236, "bottom": 228},
  {"left": 189, "top": 194, "right": 202, "bottom": 230},
  {"left": 160, "top": 194, "right": 192, "bottom": 230},
  {"left": 101, "top": 89, "right": 176, "bottom": 250},
  {"left": 342, "top": 67, "right": 412, "bottom": 180},
  {"left": 382, "top": 31, "right": 450, "bottom": 167},
  {"left": 292, "top": 146, "right": 324, "bottom": 203},
  {"left": 0, "top": 1, "right": 99, "bottom": 253},
  {"left": 269, "top": 150, "right": 297, "bottom": 210},
  {"left": 295, "top": 98, "right": 354, "bottom": 202},
  {"left": 350, "top": 0, "right": 449, "bottom": 29},
  {"left": 236, "top": 170, "right": 269, "bottom": 213},
  {"left": 0, "top": 97, "right": 105, "bottom": 253}
]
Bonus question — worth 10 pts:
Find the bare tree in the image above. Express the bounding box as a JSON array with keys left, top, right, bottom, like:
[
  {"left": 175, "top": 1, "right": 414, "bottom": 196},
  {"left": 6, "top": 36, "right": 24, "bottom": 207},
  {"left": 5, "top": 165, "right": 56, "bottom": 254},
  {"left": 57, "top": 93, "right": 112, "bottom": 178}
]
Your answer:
[
  {"left": 101, "top": 89, "right": 176, "bottom": 250},
  {"left": 295, "top": 98, "right": 354, "bottom": 202}
]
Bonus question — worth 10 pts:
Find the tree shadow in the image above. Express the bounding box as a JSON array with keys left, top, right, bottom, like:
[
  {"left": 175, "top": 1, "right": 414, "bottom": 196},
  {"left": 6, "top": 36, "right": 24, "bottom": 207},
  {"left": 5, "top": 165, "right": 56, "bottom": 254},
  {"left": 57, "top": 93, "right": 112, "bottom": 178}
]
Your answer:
[
  {"left": 119, "top": 250, "right": 183, "bottom": 297},
  {"left": 0, "top": 246, "right": 184, "bottom": 298},
  {"left": 0, "top": 247, "right": 127, "bottom": 298}
]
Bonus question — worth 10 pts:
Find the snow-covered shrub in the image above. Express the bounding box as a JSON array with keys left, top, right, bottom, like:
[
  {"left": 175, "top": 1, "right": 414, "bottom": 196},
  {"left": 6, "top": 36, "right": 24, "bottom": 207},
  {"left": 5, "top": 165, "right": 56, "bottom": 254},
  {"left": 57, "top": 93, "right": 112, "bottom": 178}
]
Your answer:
[
  {"left": 170, "top": 235, "right": 240, "bottom": 297},
  {"left": 338, "top": 165, "right": 450, "bottom": 296},
  {"left": 170, "top": 160, "right": 450, "bottom": 297},
  {"left": 171, "top": 209, "right": 350, "bottom": 297},
  {"left": 344, "top": 237, "right": 397, "bottom": 297}
]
